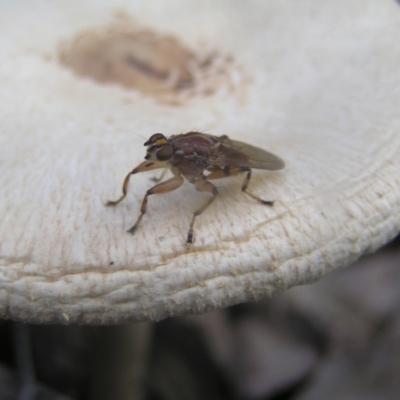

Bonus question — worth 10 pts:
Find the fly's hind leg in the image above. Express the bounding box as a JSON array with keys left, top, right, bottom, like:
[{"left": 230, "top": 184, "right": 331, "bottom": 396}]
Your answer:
[
  {"left": 241, "top": 168, "right": 274, "bottom": 205},
  {"left": 187, "top": 179, "right": 218, "bottom": 245},
  {"left": 206, "top": 167, "right": 274, "bottom": 206},
  {"left": 128, "top": 175, "right": 184, "bottom": 235}
]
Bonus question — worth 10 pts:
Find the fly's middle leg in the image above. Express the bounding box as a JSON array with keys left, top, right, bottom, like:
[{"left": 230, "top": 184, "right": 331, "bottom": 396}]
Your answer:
[
  {"left": 127, "top": 175, "right": 184, "bottom": 235},
  {"left": 187, "top": 179, "right": 218, "bottom": 245}
]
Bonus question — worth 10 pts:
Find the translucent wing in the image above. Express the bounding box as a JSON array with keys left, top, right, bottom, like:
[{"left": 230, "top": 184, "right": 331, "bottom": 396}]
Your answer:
[{"left": 210, "top": 135, "right": 285, "bottom": 170}]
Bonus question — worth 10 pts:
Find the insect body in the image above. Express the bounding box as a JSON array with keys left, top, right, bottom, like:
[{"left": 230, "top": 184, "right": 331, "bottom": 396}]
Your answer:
[{"left": 106, "top": 132, "right": 284, "bottom": 244}]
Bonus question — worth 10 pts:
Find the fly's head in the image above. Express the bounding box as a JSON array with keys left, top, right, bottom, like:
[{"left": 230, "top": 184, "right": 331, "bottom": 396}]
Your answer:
[{"left": 144, "top": 133, "right": 174, "bottom": 162}]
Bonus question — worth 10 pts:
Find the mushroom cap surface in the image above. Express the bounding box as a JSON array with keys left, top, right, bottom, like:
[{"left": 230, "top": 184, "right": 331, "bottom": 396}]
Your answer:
[{"left": 0, "top": 0, "right": 399, "bottom": 323}]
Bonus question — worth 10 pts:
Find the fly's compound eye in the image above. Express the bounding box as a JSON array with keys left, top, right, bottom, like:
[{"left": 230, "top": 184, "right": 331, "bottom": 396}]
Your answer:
[
  {"left": 155, "top": 144, "right": 174, "bottom": 161},
  {"left": 144, "top": 133, "right": 166, "bottom": 146}
]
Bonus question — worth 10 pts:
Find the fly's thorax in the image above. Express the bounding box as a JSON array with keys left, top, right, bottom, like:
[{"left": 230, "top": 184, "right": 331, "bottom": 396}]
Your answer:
[
  {"left": 165, "top": 132, "right": 219, "bottom": 180},
  {"left": 169, "top": 132, "right": 217, "bottom": 159}
]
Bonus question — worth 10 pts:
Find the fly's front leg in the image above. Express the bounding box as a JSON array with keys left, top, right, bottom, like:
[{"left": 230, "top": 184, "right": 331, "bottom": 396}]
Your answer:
[
  {"left": 106, "top": 171, "right": 133, "bottom": 206},
  {"left": 241, "top": 168, "right": 274, "bottom": 206},
  {"left": 187, "top": 179, "right": 218, "bottom": 245},
  {"left": 127, "top": 175, "right": 184, "bottom": 235},
  {"left": 106, "top": 161, "right": 166, "bottom": 206}
]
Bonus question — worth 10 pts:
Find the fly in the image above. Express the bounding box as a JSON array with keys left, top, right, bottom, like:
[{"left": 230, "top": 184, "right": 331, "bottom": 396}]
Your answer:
[{"left": 106, "top": 132, "right": 285, "bottom": 244}]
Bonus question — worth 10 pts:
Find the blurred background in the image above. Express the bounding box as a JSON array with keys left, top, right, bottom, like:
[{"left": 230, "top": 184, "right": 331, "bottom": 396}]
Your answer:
[{"left": 1, "top": 233, "right": 399, "bottom": 400}]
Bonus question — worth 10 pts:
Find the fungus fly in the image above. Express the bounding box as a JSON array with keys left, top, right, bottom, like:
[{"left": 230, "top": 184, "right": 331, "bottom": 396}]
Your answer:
[{"left": 106, "top": 132, "right": 284, "bottom": 244}]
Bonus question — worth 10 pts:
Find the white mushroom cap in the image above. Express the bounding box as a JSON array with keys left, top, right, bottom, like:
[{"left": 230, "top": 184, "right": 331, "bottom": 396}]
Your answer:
[{"left": 0, "top": 0, "right": 399, "bottom": 323}]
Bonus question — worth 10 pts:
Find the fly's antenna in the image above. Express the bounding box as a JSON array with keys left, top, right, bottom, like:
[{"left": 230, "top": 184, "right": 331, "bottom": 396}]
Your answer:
[{"left": 131, "top": 131, "right": 148, "bottom": 141}]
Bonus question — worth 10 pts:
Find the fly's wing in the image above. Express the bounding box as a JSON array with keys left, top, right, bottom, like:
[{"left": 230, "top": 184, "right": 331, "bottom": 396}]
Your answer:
[{"left": 211, "top": 136, "right": 285, "bottom": 170}]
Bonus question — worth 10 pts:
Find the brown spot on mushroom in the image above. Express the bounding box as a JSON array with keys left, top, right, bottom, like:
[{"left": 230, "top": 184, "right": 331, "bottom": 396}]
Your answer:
[{"left": 58, "top": 20, "right": 237, "bottom": 103}]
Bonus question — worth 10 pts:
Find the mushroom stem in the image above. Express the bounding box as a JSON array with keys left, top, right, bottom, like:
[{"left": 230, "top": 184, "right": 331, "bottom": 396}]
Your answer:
[
  {"left": 89, "top": 322, "right": 153, "bottom": 400},
  {"left": 13, "top": 322, "right": 38, "bottom": 400}
]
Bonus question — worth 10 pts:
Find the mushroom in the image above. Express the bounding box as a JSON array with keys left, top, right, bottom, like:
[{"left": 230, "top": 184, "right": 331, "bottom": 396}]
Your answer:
[{"left": 0, "top": 0, "right": 400, "bottom": 325}]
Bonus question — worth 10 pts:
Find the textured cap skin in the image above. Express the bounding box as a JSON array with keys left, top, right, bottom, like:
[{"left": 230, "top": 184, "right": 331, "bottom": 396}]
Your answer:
[{"left": 0, "top": 1, "right": 400, "bottom": 323}]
